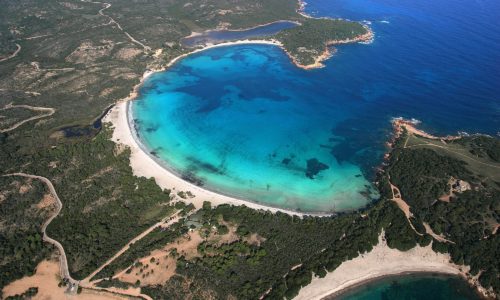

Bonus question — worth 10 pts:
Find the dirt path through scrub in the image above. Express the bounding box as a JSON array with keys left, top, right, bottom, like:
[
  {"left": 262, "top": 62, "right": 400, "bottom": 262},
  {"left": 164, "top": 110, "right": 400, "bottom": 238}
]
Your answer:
[{"left": 0, "top": 103, "right": 55, "bottom": 133}]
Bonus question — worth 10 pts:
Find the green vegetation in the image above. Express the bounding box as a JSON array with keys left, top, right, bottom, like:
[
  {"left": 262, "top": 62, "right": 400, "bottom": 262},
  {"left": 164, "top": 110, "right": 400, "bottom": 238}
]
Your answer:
[
  {"left": 143, "top": 200, "right": 426, "bottom": 299},
  {"left": 276, "top": 18, "right": 369, "bottom": 66},
  {"left": 96, "top": 278, "right": 135, "bottom": 289},
  {"left": 0, "top": 106, "right": 38, "bottom": 129},
  {"left": 387, "top": 147, "right": 473, "bottom": 210},
  {"left": 0, "top": 177, "right": 53, "bottom": 295},
  {"left": 1, "top": 125, "right": 176, "bottom": 280},
  {"left": 382, "top": 134, "right": 500, "bottom": 295},
  {"left": 105, "top": 0, "right": 301, "bottom": 48},
  {"left": 40, "top": 129, "right": 176, "bottom": 279},
  {"left": 456, "top": 135, "right": 500, "bottom": 162},
  {"left": 404, "top": 134, "right": 500, "bottom": 186},
  {"left": 0, "top": 0, "right": 339, "bottom": 289},
  {"left": 92, "top": 220, "right": 189, "bottom": 280},
  {"left": 132, "top": 134, "right": 499, "bottom": 299},
  {"left": 0, "top": 0, "right": 498, "bottom": 299},
  {"left": 0, "top": 0, "right": 371, "bottom": 287}
]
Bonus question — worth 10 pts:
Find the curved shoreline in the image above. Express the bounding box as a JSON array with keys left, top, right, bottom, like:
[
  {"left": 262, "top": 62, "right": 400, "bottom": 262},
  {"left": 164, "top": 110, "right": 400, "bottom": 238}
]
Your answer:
[
  {"left": 105, "top": 100, "right": 331, "bottom": 217},
  {"left": 104, "top": 31, "right": 377, "bottom": 217},
  {"left": 101, "top": 25, "right": 492, "bottom": 300},
  {"left": 323, "top": 272, "right": 476, "bottom": 300},
  {"left": 181, "top": 20, "right": 301, "bottom": 47},
  {"left": 295, "top": 233, "right": 470, "bottom": 300}
]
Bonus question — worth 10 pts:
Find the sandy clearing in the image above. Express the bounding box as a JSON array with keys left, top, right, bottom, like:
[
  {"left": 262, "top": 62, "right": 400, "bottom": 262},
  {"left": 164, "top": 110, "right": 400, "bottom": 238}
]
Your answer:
[
  {"left": 389, "top": 182, "right": 412, "bottom": 219},
  {"left": 2, "top": 260, "right": 131, "bottom": 300},
  {"left": 116, "top": 254, "right": 176, "bottom": 286},
  {"left": 37, "top": 193, "right": 56, "bottom": 209},
  {"left": 83, "top": 211, "right": 182, "bottom": 284},
  {"left": 112, "top": 231, "right": 203, "bottom": 286}
]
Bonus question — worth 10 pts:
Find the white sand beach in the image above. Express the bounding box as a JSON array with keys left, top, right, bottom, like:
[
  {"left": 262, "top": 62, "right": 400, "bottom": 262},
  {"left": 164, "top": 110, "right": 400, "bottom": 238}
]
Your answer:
[
  {"left": 102, "top": 35, "right": 378, "bottom": 219},
  {"left": 104, "top": 100, "right": 314, "bottom": 217},
  {"left": 102, "top": 34, "right": 375, "bottom": 217},
  {"left": 295, "top": 233, "right": 468, "bottom": 300}
]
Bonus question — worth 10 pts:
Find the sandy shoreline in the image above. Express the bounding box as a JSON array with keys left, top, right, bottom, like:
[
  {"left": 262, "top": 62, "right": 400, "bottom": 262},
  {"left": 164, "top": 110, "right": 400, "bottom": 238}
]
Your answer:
[
  {"left": 105, "top": 100, "right": 324, "bottom": 217},
  {"left": 104, "top": 33, "right": 367, "bottom": 217},
  {"left": 295, "top": 233, "right": 469, "bottom": 300},
  {"left": 183, "top": 19, "right": 302, "bottom": 39},
  {"left": 101, "top": 28, "right": 375, "bottom": 218}
]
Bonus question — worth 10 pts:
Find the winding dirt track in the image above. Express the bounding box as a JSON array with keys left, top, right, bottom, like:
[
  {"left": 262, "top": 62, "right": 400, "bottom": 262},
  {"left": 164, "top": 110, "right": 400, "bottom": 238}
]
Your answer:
[
  {"left": 82, "top": 0, "right": 150, "bottom": 51},
  {"left": 2, "top": 173, "right": 78, "bottom": 286},
  {"left": 0, "top": 43, "right": 21, "bottom": 63},
  {"left": 0, "top": 104, "right": 55, "bottom": 133}
]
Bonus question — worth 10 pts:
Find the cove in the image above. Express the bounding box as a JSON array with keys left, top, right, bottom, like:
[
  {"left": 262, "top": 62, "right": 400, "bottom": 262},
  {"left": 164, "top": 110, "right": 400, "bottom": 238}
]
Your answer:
[
  {"left": 131, "top": 44, "right": 380, "bottom": 213},
  {"left": 181, "top": 21, "right": 298, "bottom": 48},
  {"left": 132, "top": 0, "right": 499, "bottom": 213},
  {"left": 332, "top": 273, "right": 481, "bottom": 300}
]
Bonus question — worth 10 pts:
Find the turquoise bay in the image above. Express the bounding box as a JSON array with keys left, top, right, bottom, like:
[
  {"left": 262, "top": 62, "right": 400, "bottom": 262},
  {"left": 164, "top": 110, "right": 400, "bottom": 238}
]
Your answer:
[
  {"left": 132, "top": 0, "right": 499, "bottom": 213},
  {"left": 132, "top": 44, "right": 379, "bottom": 212}
]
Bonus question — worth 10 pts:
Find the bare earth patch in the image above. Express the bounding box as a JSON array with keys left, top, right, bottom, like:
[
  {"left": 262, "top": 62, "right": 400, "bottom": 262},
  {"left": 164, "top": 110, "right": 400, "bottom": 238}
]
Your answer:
[
  {"left": 2, "top": 260, "right": 131, "bottom": 300},
  {"left": 114, "top": 47, "right": 143, "bottom": 61},
  {"left": 114, "top": 231, "right": 204, "bottom": 286},
  {"left": 244, "top": 232, "right": 266, "bottom": 246},
  {"left": 37, "top": 193, "right": 55, "bottom": 209},
  {"left": 66, "top": 40, "right": 114, "bottom": 64},
  {"left": 19, "top": 183, "right": 32, "bottom": 194},
  {"left": 423, "top": 222, "right": 455, "bottom": 244}
]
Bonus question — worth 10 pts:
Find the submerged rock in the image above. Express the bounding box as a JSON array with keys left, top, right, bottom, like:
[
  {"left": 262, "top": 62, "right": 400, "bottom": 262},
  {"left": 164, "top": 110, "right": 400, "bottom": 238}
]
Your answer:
[{"left": 305, "top": 158, "right": 329, "bottom": 179}]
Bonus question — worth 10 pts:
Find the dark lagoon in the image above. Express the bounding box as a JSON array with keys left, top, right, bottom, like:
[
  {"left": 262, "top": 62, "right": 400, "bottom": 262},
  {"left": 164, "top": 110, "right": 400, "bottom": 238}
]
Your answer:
[{"left": 180, "top": 20, "right": 298, "bottom": 47}]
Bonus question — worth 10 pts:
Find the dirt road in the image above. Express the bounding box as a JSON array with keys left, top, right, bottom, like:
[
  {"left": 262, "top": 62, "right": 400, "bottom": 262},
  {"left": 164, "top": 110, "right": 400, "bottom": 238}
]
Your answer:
[{"left": 2, "top": 173, "right": 78, "bottom": 289}]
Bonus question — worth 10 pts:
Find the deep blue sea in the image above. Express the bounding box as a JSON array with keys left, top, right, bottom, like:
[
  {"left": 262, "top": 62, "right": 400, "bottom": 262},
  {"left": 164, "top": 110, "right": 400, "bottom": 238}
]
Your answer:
[
  {"left": 334, "top": 274, "right": 481, "bottom": 300},
  {"left": 132, "top": 0, "right": 500, "bottom": 212}
]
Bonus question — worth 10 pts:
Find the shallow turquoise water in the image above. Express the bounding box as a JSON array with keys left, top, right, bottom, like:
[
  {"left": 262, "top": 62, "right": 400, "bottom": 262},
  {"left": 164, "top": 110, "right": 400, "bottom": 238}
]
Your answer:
[
  {"left": 334, "top": 274, "right": 481, "bottom": 300},
  {"left": 132, "top": 44, "right": 378, "bottom": 212},
  {"left": 132, "top": 0, "right": 499, "bottom": 212}
]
